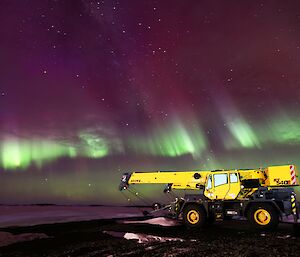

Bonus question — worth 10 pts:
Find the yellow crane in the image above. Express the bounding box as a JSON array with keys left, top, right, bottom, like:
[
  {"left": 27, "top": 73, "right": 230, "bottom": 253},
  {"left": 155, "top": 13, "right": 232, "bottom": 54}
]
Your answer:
[{"left": 119, "top": 165, "right": 299, "bottom": 230}]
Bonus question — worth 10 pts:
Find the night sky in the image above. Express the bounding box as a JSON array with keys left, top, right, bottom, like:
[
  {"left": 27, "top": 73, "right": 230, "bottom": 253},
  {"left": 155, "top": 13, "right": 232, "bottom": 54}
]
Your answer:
[{"left": 0, "top": 0, "right": 300, "bottom": 205}]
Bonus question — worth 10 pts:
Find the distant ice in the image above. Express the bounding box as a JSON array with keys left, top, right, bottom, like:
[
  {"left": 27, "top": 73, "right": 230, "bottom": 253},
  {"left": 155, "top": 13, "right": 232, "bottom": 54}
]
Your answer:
[{"left": 0, "top": 205, "right": 147, "bottom": 228}]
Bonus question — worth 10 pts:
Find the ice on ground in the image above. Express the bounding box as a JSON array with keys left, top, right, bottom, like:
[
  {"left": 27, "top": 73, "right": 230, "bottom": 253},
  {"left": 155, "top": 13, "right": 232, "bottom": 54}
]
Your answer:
[
  {"left": 122, "top": 217, "right": 179, "bottom": 227},
  {"left": 277, "top": 235, "right": 291, "bottom": 239},
  {"left": 103, "top": 230, "right": 185, "bottom": 244},
  {"left": 124, "top": 232, "right": 184, "bottom": 243},
  {"left": 0, "top": 231, "right": 49, "bottom": 247},
  {"left": 0, "top": 205, "right": 148, "bottom": 228}
]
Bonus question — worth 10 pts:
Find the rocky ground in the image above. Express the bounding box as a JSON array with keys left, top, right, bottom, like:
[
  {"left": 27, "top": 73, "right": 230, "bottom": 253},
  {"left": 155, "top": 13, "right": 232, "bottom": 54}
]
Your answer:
[{"left": 0, "top": 218, "right": 300, "bottom": 257}]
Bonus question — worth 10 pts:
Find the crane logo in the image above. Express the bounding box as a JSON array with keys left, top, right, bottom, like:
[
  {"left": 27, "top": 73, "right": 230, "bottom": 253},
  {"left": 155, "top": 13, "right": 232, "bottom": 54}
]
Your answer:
[{"left": 273, "top": 178, "right": 290, "bottom": 185}]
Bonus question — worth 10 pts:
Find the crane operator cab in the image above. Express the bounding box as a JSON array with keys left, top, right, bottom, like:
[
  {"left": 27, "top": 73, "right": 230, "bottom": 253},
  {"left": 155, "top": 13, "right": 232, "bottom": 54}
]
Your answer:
[{"left": 204, "top": 172, "right": 241, "bottom": 200}]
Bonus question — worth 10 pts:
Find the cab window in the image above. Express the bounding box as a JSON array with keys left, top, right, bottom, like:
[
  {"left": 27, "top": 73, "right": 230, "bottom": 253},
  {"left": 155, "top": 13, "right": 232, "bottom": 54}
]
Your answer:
[
  {"left": 230, "top": 173, "right": 238, "bottom": 183},
  {"left": 214, "top": 173, "right": 228, "bottom": 187},
  {"left": 207, "top": 175, "right": 212, "bottom": 189}
]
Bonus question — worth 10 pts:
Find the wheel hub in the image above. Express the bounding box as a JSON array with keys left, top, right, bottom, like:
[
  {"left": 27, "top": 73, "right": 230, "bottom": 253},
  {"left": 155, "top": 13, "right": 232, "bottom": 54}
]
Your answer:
[
  {"left": 254, "top": 208, "right": 271, "bottom": 225},
  {"left": 187, "top": 210, "right": 199, "bottom": 224}
]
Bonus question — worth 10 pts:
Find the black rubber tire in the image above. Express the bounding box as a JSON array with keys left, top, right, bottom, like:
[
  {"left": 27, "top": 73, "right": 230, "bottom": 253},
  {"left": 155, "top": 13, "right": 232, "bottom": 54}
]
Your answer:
[
  {"left": 247, "top": 203, "right": 279, "bottom": 230},
  {"left": 182, "top": 204, "right": 207, "bottom": 228}
]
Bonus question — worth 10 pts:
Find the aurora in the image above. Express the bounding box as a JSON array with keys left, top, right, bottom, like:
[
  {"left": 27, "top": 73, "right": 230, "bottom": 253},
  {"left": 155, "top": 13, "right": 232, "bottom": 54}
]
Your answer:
[{"left": 0, "top": 0, "right": 299, "bottom": 205}]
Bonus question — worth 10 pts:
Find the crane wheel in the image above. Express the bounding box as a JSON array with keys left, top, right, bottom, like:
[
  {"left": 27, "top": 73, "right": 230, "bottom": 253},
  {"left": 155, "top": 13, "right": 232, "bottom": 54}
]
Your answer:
[
  {"left": 182, "top": 204, "right": 206, "bottom": 228},
  {"left": 247, "top": 203, "right": 279, "bottom": 230}
]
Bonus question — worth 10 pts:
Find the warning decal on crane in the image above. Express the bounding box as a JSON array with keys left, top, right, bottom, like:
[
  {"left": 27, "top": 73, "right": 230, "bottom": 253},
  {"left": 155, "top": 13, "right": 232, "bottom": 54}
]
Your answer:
[{"left": 290, "top": 165, "right": 297, "bottom": 185}]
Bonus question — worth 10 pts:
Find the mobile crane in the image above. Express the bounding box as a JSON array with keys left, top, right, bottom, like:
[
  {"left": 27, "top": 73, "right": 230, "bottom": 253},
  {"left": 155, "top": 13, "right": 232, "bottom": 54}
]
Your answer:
[{"left": 119, "top": 165, "right": 299, "bottom": 230}]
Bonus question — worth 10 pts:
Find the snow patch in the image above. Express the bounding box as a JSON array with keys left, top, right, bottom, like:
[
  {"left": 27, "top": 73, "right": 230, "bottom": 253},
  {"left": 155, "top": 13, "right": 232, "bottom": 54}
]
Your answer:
[
  {"left": 123, "top": 232, "right": 184, "bottom": 243},
  {"left": 277, "top": 235, "right": 291, "bottom": 239},
  {"left": 122, "top": 217, "right": 179, "bottom": 227}
]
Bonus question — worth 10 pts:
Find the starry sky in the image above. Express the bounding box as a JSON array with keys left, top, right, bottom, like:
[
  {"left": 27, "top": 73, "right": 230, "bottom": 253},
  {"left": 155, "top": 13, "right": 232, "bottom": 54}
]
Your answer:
[{"left": 0, "top": 0, "right": 300, "bottom": 204}]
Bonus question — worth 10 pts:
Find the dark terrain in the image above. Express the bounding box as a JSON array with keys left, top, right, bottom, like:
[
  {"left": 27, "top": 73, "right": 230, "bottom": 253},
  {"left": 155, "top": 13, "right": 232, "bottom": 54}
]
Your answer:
[{"left": 1, "top": 218, "right": 300, "bottom": 257}]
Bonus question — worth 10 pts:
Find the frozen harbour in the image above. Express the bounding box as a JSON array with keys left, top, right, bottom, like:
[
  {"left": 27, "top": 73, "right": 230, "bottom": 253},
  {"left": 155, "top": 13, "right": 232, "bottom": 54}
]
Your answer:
[
  {"left": 0, "top": 205, "right": 147, "bottom": 228},
  {"left": 1, "top": 205, "right": 300, "bottom": 256},
  {"left": 0, "top": 205, "right": 181, "bottom": 247}
]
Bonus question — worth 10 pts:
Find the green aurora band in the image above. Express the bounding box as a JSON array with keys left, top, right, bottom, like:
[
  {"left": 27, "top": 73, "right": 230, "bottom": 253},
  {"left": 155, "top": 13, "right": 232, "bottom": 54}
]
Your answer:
[
  {"left": 267, "top": 114, "right": 300, "bottom": 144},
  {"left": 78, "top": 132, "right": 109, "bottom": 158},
  {"left": 0, "top": 139, "right": 75, "bottom": 170},
  {"left": 0, "top": 132, "right": 113, "bottom": 169},
  {"left": 1, "top": 113, "right": 300, "bottom": 170},
  {"left": 225, "top": 118, "right": 261, "bottom": 149},
  {"left": 127, "top": 120, "right": 207, "bottom": 158}
]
